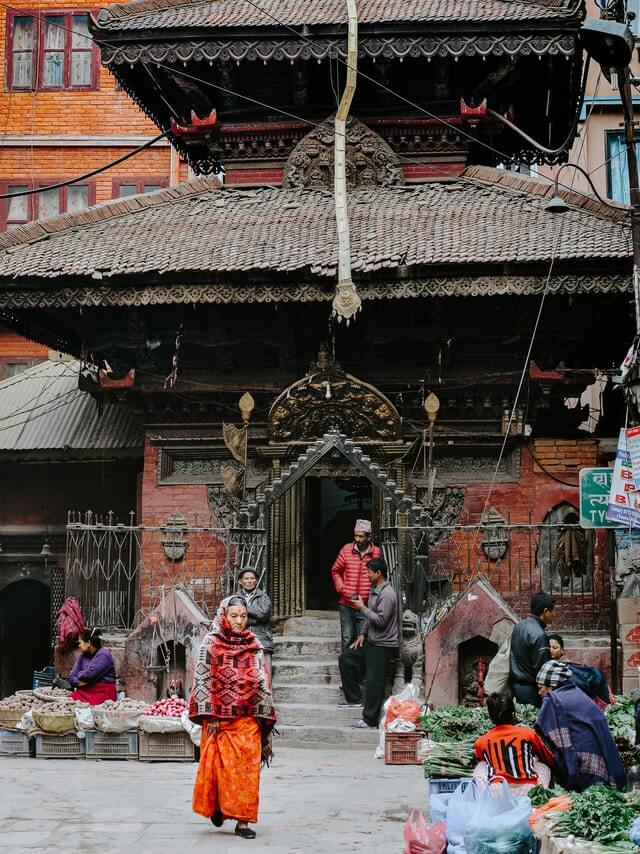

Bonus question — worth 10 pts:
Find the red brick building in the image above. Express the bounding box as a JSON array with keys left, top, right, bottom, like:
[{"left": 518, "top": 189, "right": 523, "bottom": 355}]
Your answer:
[{"left": 0, "top": 0, "right": 190, "bottom": 232}]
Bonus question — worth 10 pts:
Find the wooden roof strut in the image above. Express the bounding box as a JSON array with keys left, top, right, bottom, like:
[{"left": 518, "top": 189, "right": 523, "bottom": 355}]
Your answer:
[{"left": 332, "top": 0, "right": 361, "bottom": 325}]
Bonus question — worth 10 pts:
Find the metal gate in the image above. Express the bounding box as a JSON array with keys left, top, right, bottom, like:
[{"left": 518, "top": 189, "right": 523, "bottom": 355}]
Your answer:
[{"left": 65, "top": 510, "right": 265, "bottom": 629}]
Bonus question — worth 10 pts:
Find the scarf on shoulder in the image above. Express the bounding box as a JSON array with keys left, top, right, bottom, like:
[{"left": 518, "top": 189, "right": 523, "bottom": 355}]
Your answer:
[
  {"left": 189, "top": 598, "right": 276, "bottom": 763},
  {"left": 535, "top": 683, "right": 626, "bottom": 792}
]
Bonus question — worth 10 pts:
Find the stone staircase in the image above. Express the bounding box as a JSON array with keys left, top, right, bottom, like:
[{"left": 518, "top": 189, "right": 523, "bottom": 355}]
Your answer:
[{"left": 272, "top": 611, "right": 379, "bottom": 750}]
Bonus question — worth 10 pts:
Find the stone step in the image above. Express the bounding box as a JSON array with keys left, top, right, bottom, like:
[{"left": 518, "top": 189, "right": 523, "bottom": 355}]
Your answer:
[
  {"left": 277, "top": 702, "right": 365, "bottom": 727},
  {"left": 275, "top": 724, "right": 379, "bottom": 750},
  {"left": 278, "top": 612, "right": 340, "bottom": 638},
  {"left": 272, "top": 659, "right": 341, "bottom": 684},
  {"left": 273, "top": 636, "right": 342, "bottom": 658},
  {"left": 273, "top": 683, "right": 343, "bottom": 705}
]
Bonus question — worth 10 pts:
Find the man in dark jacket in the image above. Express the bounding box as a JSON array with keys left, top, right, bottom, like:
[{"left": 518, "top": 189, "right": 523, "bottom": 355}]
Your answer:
[
  {"left": 338, "top": 558, "right": 399, "bottom": 728},
  {"left": 237, "top": 567, "right": 273, "bottom": 675},
  {"left": 509, "top": 591, "right": 555, "bottom": 707}
]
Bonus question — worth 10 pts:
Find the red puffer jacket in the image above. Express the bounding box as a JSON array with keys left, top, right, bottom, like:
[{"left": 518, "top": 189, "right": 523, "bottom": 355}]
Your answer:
[{"left": 331, "top": 542, "right": 382, "bottom": 606}]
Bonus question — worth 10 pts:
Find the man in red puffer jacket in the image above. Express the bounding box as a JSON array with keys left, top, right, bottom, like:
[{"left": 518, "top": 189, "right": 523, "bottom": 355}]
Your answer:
[{"left": 331, "top": 519, "right": 382, "bottom": 650}]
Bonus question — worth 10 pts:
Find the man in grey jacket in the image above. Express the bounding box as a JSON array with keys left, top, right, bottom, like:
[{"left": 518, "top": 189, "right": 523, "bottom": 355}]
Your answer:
[
  {"left": 509, "top": 591, "right": 555, "bottom": 707},
  {"left": 338, "top": 558, "right": 399, "bottom": 728},
  {"left": 237, "top": 567, "right": 273, "bottom": 675}
]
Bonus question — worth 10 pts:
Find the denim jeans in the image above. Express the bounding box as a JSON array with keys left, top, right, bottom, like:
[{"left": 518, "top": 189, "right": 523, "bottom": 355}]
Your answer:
[{"left": 339, "top": 604, "right": 364, "bottom": 650}]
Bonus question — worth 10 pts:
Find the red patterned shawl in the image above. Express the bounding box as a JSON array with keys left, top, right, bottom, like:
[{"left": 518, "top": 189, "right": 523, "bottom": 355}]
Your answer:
[{"left": 189, "top": 603, "right": 276, "bottom": 761}]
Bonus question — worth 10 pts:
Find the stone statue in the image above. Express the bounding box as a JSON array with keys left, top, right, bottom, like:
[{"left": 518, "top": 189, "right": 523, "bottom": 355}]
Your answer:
[{"left": 393, "top": 609, "right": 424, "bottom": 694}]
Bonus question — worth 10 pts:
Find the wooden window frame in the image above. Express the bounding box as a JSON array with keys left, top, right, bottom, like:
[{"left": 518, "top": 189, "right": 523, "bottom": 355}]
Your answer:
[
  {"left": 112, "top": 177, "right": 169, "bottom": 198},
  {"left": 0, "top": 179, "right": 96, "bottom": 231},
  {"left": 6, "top": 10, "right": 100, "bottom": 92}
]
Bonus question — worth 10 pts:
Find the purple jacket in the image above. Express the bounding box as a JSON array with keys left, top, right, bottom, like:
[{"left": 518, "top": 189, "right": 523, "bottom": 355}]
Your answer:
[{"left": 69, "top": 647, "right": 116, "bottom": 687}]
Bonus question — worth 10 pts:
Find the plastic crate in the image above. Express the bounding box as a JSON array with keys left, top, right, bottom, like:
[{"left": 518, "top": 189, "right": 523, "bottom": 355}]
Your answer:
[
  {"left": 384, "top": 731, "right": 423, "bottom": 765},
  {"left": 34, "top": 733, "right": 85, "bottom": 759},
  {"left": 85, "top": 730, "right": 138, "bottom": 760},
  {"left": 428, "top": 778, "right": 473, "bottom": 797},
  {"left": 0, "top": 729, "right": 31, "bottom": 757},
  {"left": 32, "top": 667, "right": 55, "bottom": 690},
  {"left": 138, "top": 729, "right": 195, "bottom": 762}
]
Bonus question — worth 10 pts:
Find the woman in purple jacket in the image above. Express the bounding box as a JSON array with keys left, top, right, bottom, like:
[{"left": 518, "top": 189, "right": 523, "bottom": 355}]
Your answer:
[{"left": 69, "top": 628, "right": 117, "bottom": 705}]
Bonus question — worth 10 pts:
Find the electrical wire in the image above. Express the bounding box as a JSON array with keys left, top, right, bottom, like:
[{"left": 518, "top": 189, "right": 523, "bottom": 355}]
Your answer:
[
  {"left": 475, "top": 216, "right": 566, "bottom": 527},
  {"left": 0, "top": 130, "right": 170, "bottom": 200}
]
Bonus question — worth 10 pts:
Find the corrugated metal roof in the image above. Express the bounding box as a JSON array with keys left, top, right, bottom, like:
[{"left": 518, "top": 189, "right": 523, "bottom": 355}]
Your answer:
[{"left": 0, "top": 361, "right": 143, "bottom": 454}]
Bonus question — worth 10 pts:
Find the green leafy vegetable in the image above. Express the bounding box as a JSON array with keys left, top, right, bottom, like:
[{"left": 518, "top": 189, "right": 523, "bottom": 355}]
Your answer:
[{"left": 552, "top": 785, "right": 639, "bottom": 844}]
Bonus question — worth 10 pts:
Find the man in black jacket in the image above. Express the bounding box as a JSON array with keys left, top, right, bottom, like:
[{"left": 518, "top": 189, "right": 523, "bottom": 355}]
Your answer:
[
  {"left": 509, "top": 591, "right": 555, "bottom": 707},
  {"left": 237, "top": 567, "right": 273, "bottom": 676}
]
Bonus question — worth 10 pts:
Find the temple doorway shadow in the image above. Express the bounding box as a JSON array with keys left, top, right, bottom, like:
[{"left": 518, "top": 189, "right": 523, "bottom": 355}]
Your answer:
[
  {"left": 304, "top": 476, "right": 373, "bottom": 611},
  {"left": 0, "top": 579, "right": 50, "bottom": 697}
]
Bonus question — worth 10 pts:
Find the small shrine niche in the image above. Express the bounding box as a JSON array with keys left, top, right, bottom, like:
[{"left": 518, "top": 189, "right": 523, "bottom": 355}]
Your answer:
[{"left": 458, "top": 636, "right": 498, "bottom": 707}]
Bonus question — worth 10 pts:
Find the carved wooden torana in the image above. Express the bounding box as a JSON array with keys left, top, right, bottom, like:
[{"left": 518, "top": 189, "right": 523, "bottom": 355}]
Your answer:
[{"left": 269, "top": 345, "right": 402, "bottom": 442}]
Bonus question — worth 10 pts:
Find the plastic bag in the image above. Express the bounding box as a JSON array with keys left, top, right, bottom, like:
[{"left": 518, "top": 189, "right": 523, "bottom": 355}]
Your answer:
[
  {"left": 463, "top": 779, "right": 532, "bottom": 854},
  {"left": 446, "top": 780, "right": 481, "bottom": 851},
  {"left": 75, "top": 705, "right": 94, "bottom": 737},
  {"left": 403, "top": 809, "right": 446, "bottom": 854},
  {"left": 484, "top": 637, "right": 511, "bottom": 696},
  {"left": 630, "top": 815, "right": 640, "bottom": 845},
  {"left": 375, "top": 683, "right": 424, "bottom": 759},
  {"left": 429, "top": 793, "right": 450, "bottom": 824},
  {"left": 181, "top": 709, "right": 201, "bottom": 746},
  {"left": 92, "top": 707, "right": 144, "bottom": 733},
  {"left": 386, "top": 697, "right": 422, "bottom": 727}
]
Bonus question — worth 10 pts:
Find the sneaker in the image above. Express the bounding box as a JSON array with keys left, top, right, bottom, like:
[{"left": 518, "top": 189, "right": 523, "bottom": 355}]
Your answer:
[
  {"left": 337, "top": 700, "right": 360, "bottom": 707},
  {"left": 352, "top": 719, "right": 373, "bottom": 729}
]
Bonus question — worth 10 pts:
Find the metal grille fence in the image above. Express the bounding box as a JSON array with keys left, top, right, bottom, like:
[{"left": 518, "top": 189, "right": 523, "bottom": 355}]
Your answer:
[
  {"left": 395, "top": 513, "right": 611, "bottom": 631},
  {"left": 65, "top": 512, "right": 266, "bottom": 629}
]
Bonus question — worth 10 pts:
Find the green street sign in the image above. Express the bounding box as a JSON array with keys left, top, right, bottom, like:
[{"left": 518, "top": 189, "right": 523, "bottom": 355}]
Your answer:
[{"left": 579, "top": 467, "right": 617, "bottom": 528}]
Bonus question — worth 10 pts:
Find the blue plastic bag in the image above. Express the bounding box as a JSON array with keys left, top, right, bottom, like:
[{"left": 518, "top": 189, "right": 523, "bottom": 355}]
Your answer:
[
  {"left": 445, "top": 780, "right": 481, "bottom": 854},
  {"left": 630, "top": 814, "right": 640, "bottom": 845},
  {"left": 463, "top": 779, "right": 533, "bottom": 854},
  {"left": 429, "top": 793, "right": 449, "bottom": 824}
]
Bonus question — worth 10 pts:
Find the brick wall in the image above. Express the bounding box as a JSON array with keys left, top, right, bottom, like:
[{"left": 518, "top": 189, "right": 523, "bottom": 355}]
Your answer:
[
  {"left": 428, "top": 439, "right": 610, "bottom": 630},
  {"left": 0, "top": 0, "right": 189, "bottom": 219},
  {"left": 138, "top": 437, "right": 228, "bottom": 614}
]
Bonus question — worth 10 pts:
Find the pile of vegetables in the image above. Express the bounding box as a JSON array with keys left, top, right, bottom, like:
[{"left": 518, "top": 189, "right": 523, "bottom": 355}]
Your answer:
[
  {"left": 142, "top": 697, "right": 188, "bottom": 718},
  {"left": 419, "top": 702, "right": 538, "bottom": 743},
  {"left": 552, "top": 785, "right": 640, "bottom": 845},
  {"left": 527, "top": 784, "right": 567, "bottom": 808},
  {"left": 419, "top": 738, "right": 475, "bottom": 779}
]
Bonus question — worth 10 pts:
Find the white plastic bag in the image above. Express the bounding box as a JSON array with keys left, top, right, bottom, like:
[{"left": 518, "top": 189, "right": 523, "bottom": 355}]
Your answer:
[
  {"left": 464, "top": 779, "right": 532, "bottom": 854},
  {"left": 181, "top": 709, "right": 201, "bottom": 746},
  {"left": 92, "top": 707, "right": 144, "bottom": 733},
  {"left": 75, "top": 706, "right": 94, "bottom": 737},
  {"left": 484, "top": 637, "right": 512, "bottom": 696},
  {"left": 445, "top": 780, "right": 481, "bottom": 853},
  {"left": 374, "top": 683, "right": 424, "bottom": 759}
]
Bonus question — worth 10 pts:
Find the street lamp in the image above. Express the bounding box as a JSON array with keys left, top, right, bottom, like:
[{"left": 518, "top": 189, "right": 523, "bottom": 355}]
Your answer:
[{"left": 544, "top": 162, "right": 614, "bottom": 214}]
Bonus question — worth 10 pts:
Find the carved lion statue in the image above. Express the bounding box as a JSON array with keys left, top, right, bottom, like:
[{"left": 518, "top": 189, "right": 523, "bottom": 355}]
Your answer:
[{"left": 393, "top": 609, "right": 424, "bottom": 694}]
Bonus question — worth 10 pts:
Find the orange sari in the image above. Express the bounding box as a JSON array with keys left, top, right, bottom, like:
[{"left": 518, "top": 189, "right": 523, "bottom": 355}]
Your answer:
[{"left": 192, "top": 716, "right": 262, "bottom": 823}]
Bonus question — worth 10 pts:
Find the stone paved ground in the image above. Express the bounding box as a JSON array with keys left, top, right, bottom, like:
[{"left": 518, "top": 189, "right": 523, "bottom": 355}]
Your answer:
[{"left": 0, "top": 746, "right": 422, "bottom": 853}]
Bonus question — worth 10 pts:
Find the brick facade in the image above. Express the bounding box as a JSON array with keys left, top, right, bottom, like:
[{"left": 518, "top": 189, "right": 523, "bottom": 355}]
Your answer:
[{"left": 0, "top": 0, "right": 189, "bottom": 230}]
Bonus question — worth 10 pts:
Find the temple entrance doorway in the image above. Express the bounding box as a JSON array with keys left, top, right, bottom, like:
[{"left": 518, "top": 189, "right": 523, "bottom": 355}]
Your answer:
[
  {"left": 0, "top": 579, "right": 50, "bottom": 697},
  {"left": 303, "top": 476, "right": 373, "bottom": 611}
]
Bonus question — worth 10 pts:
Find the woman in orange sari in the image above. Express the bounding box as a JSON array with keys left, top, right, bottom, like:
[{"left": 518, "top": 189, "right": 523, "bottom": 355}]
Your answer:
[{"left": 188, "top": 596, "right": 276, "bottom": 840}]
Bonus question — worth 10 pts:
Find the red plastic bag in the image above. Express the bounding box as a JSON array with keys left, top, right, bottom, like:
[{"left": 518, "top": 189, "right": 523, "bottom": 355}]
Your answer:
[
  {"left": 402, "top": 809, "right": 446, "bottom": 854},
  {"left": 386, "top": 698, "right": 422, "bottom": 727}
]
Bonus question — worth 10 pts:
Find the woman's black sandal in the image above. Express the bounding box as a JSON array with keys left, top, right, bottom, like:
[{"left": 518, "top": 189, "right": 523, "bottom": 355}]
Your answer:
[
  {"left": 210, "top": 810, "right": 223, "bottom": 827},
  {"left": 235, "top": 825, "right": 256, "bottom": 839}
]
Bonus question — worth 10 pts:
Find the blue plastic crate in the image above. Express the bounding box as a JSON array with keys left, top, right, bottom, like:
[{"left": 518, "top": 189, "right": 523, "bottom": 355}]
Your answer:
[
  {"left": 85, "top": 730, "right": 138, "bottom": 760},
  {"left": 32, "top": 667, "right": 55, "bottom": 690},
  {"left": 428, "top": 777, "right": 473, "bottom": 797}
]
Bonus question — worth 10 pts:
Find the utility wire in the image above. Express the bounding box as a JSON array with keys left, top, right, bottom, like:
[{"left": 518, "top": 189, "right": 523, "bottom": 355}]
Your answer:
[{"left": 0, "top": 130, "right": 170, "bottom": 200}]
